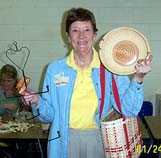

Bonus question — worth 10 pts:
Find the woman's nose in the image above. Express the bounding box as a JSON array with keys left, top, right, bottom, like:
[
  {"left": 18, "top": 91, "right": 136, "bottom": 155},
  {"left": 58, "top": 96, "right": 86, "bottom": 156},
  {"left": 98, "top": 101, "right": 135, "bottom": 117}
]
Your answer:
[{"left": 79, "top": 31, "right": 85, "bottom": 38}]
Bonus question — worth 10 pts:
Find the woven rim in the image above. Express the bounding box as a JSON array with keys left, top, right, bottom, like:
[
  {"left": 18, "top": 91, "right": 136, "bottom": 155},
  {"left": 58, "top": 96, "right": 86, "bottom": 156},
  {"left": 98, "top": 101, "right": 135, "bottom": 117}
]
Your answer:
[{"left": 99, "top": 27, "right": 151, "bottom": 75}]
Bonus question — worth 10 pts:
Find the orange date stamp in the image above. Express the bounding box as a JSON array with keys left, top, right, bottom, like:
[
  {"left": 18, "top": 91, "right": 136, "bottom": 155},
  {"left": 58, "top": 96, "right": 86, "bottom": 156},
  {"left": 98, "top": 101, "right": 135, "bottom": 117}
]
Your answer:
[{"left": 135, "top": 144, "right": 161, "bottom": 154}]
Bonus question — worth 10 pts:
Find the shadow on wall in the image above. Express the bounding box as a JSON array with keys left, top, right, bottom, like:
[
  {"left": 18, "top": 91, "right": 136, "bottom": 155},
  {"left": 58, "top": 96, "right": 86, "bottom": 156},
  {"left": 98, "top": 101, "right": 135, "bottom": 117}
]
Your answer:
[
  {"left": 38, "top": 64, "right": 48, "bottom": 92},
  {"left": 60, "top": 9, "right": 71, "bottom": 57}
]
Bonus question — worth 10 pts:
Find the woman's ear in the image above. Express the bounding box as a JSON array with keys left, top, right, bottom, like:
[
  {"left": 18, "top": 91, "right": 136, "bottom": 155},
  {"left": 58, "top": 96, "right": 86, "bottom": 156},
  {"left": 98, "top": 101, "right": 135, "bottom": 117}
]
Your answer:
[
  {"left": 93, "top": 33, "right": 97, "bottom": 44},
  {"left": 67, "top": 34, "right": 71, "bottom": 44},
  {"left": 94, "top": 32, "right": 97, "bottom": 39}
]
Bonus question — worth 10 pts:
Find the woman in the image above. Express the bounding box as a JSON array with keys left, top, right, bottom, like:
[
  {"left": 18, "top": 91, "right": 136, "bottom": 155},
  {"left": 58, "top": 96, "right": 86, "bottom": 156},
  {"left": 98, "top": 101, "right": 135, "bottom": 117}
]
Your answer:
[
  {"left": 23, "top": 8, "right": 152, "bottom": 158},
  {"left": 0, "top": 64, "right": 21, "bottom": 116}
]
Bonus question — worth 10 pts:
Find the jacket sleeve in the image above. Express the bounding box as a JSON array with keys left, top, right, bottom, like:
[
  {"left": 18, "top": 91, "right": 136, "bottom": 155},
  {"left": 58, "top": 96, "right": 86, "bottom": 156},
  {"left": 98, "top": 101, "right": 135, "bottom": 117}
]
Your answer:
[
  {"left": 110, "top": 75, "right": 144, "bottom": 116},
  {"left": 32, "top": 65, "right": 56, "bottom": 123}
]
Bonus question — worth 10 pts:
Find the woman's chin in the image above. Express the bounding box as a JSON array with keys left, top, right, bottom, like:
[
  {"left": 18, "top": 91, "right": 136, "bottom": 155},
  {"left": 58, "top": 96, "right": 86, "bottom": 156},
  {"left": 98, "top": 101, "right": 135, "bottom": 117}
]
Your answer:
[{"left": 78, "top": 48, "right": 91, "bottom": 55}]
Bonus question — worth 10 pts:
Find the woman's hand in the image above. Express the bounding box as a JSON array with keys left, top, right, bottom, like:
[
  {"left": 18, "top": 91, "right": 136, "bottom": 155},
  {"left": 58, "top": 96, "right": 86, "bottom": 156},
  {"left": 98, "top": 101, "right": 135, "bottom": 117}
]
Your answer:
[
  {"left": 21, "top": 90, "right": 39, "bottom": 106},
  {"left": 134, "top": 53, "right": 152, "bottom": 82}
]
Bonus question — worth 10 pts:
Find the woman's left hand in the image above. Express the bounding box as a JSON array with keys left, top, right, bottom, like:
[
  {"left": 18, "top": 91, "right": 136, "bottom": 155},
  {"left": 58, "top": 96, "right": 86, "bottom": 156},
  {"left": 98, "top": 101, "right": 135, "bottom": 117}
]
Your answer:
[{"left": 134, "top": 53, "right": 152, "bottom": 82}]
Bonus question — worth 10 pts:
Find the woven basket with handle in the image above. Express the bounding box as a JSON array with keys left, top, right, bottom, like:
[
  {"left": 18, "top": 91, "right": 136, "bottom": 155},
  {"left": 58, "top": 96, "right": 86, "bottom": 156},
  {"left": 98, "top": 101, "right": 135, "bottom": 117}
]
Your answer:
[
  {"left": 99, "top": 64, "right": 142, "bottom": 158},
  {"left": 101, "top": 111, "right": 142, "bottom": 158}
]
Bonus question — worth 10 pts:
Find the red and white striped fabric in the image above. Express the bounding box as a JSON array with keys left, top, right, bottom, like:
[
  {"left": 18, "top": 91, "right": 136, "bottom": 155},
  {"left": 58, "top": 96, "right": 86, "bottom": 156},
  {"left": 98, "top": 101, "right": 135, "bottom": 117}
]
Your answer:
[{"left": 101, "top": 116, "right": 142, "bottom": 158}]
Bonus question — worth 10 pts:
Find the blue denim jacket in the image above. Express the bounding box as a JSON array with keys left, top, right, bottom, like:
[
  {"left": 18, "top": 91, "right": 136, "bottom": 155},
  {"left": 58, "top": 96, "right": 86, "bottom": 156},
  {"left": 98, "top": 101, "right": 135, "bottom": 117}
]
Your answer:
[{"left": 32, "top": 57, "right": 143, "bottom": 158}]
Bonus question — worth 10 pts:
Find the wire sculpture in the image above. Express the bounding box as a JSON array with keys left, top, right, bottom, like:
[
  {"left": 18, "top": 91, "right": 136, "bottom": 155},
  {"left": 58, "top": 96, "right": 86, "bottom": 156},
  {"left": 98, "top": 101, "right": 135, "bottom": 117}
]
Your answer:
[
  {"left": 4, "top": 41, "right": 49, "bottom": 120},
  {"left": 5, "top": 41, "right": 30, "bottom": 88},
  {"left": 1, "top": 41, "right": 49, "bottom": 158}
]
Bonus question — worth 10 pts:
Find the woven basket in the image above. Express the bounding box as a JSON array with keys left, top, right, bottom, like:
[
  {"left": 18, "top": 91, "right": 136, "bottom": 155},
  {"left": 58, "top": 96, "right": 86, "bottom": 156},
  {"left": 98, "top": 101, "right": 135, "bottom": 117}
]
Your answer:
[{"left": 101, "top": 113, "right": 142, "bottom": 158}]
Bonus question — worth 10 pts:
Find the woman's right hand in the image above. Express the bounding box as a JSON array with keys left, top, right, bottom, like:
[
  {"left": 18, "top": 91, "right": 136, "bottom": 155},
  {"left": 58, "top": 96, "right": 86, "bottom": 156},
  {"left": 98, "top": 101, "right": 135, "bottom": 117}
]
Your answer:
[{"left": 21, "top": 90, "right": 39, "bottom": 106}]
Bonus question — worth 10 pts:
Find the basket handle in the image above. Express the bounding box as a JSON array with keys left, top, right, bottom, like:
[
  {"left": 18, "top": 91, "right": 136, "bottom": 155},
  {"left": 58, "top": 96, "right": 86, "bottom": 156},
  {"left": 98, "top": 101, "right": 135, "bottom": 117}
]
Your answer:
[
  {"left": 111, "top": 74, "right": 122, "bottom": 113},
  {"left": 99, "top": 66, "right": 132, "bottom": 157},
  {"left": 99, "top": 64, "right": 122, "bottom": 119},
  {"left": 99, "top": 63, "right": 106, "bottom": 119}
]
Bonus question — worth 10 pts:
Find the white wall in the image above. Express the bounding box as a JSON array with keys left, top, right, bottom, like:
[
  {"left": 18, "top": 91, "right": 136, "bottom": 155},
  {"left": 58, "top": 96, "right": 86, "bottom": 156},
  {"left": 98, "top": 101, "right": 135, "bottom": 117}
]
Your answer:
[{"left": 0, "top": 0, "right": 161, "bottom": 105}]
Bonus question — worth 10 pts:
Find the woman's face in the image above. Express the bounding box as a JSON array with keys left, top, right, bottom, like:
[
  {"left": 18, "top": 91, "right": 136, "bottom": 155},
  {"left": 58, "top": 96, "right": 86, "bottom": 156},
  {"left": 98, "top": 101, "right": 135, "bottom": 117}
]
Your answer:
[
  {"left": 1, "top": 75, "right": 16, "bottom": 92},
  {"left": 68, "top": 20, "right": 96, "bottom": 57}
]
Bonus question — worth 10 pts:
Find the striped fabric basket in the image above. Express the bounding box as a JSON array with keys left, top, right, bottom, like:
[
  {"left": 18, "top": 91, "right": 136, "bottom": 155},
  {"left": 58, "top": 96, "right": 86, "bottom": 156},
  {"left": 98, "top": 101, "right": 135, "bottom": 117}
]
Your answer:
[
  {"left": 99, "top": 64, "right": 142, "bottom": 158},
  {"left": 101, "top": 113, "right": 142, "bottom": 158}
]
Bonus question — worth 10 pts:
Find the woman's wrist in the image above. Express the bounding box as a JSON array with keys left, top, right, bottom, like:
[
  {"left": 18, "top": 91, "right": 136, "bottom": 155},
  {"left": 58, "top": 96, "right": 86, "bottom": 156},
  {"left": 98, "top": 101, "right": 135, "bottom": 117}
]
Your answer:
[{"left": 133, "top": 73, "right": 145, "bottom": 83}]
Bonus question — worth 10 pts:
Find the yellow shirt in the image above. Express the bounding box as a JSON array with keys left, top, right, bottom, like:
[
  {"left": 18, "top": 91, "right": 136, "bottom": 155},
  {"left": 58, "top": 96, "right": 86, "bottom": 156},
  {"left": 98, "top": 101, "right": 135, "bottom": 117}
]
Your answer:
[{"left": 67, "top": 49, "right": 100, "bottom": 129}]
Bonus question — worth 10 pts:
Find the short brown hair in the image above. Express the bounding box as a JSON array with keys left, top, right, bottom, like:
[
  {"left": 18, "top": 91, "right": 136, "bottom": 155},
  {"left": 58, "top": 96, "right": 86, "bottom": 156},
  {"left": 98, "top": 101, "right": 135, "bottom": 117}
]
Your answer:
[
  {"left": 65, "top": 8, "right": 98, "bottom": 34},
  {"left": 0, "top": 64, "right": 18, "bottom": 82}
]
